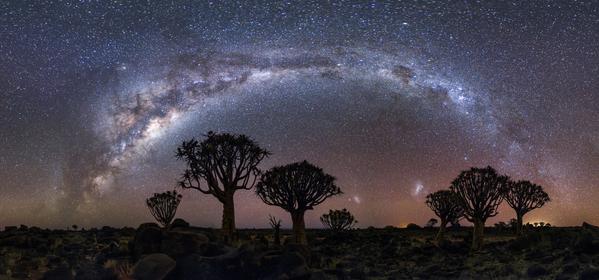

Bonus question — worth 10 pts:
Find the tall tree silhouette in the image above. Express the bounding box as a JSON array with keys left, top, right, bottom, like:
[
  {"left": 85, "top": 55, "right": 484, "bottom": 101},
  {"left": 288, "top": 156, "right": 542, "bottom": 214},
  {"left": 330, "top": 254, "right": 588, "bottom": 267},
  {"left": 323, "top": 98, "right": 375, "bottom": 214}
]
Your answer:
[
  {"left": 450, "top": 166, "right": 509, "bottom": 250},
  {"left": 256, "top": 161, "right": 342, "bottom": 244},
  {"left": 320, "top": 208, "right": 357, "bottom": 231},
  {"left": 176, "top": 131, "right": 270, "bottom": 243},
  {"left": 503, "top": 180, "right": 550, "bottom": 235},
  {"left": 425, "top": 190, "right": 464, "bottom": 241},
  {"left": 146, "top": 190, "right": 183, "bottom": 228}
]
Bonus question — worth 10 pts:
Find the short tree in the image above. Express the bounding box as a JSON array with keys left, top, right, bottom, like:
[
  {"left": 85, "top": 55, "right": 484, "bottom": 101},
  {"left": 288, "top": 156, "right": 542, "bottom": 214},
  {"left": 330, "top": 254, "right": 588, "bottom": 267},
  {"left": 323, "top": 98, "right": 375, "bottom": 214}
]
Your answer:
[
  {"left": 425, "top": 190, "right": 464, "bottom": 241},
  {"left": 450, "top": 166, "right": 509, "bottom": 250},
  {"left": 320, "top": 208, "right": 357, "bottom": 231},
  {"left": 503, "top": 180, "right": 550, "bottom": 235},
  {"left": 494, "top": 221, "right": 508, "bottom": 232},
  {"left": 268, "top": 215, "right": 282, "bottom": 246},
  {"left": 425, "top": 218, "right": 438, "bottom": 228},
  {"left": 146, "top": 190, "right": 183, "bottom": 228},
  {"left": 177, "top": 131, "right": 270, "bottom": 243},
  {"left": 256, "top": 161, "right": 342, "bottom": 244}
]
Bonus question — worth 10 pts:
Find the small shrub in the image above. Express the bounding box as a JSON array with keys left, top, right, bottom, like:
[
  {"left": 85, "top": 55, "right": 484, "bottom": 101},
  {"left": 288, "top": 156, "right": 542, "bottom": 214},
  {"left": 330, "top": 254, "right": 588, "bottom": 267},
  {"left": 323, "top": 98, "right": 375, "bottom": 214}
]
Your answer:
[
  {"left": 146, "top": 190, "right": 182, "bottom": 228},
  {"left": 320, "top": 208, "right": 357, "bottom": 231}
]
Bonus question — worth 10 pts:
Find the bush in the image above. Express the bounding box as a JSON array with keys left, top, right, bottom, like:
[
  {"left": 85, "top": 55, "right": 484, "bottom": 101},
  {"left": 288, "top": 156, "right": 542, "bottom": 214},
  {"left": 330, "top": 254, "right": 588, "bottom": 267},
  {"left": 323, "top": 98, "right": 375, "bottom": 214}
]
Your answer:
[
  {"left": 406, "top": 223, "right": 421, "bottom": 230},
  {"left": 320, "top": 208, "right": 357, "bottom": 231}
]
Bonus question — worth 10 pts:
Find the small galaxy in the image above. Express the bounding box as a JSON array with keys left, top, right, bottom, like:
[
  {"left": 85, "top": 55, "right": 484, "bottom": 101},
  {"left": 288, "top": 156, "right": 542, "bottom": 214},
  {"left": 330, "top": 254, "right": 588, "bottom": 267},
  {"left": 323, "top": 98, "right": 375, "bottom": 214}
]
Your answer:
[{"left": 0, "top": 1, "right": 597, "bottom": 229}]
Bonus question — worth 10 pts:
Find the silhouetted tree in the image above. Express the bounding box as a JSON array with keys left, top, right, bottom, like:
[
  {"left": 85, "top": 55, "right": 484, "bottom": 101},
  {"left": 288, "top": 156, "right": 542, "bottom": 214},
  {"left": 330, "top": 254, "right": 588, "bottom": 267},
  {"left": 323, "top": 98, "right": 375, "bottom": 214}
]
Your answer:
[
  {"left": 426, "top": 218, "right": 439, "bottom": 228},
  {"left": 450, "top": 166, "right": 509, "bottom": 250},
  {"left": 320, "top": 208, "right": 357, "bottom": 231},
  {"left": 256, "top": 161, "right": 342, "bottom": 244},
  {"left": 494, "top": 221, "right": 508, "bottom": 232},
  {"left": 268, "top": 215, "right": 282, "bottom": 246},
  {"left": 425, "top": 190, "right": 464, "bottom": 241},
  {"left": 177, "top": 131, "right": 270, "bottom": 243},
  {"left": 503, "top": 180, "right": 550, "bottom": 235},
  {"left": 146, "top": 190, "right": 182, "bottom": 228}
]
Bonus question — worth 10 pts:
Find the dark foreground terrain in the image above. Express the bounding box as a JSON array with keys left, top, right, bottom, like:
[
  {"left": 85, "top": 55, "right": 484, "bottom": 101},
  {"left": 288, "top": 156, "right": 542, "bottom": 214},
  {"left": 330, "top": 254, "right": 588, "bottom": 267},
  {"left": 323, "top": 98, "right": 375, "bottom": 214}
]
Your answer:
[{"left": 1, "top": 221, "right": 599, "bottom": 279}]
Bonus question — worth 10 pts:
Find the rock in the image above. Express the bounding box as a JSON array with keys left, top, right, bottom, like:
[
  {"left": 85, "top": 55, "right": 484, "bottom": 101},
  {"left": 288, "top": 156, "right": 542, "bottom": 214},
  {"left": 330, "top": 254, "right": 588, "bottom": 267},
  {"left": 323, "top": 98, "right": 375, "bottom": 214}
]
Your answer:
[
  {"left": 199, "top": 242, "right": 233, "bottom": 257},
  {"left": 580, "top": 267, "right": 599, "bottom": 280},
  {"left": 310, "top": 270, "right": 328, "bottom": 280},
  {"left": 4, "top": 226, "right": 17, "bottom": 232},
  {"left": 574, "top": 231, "right": 599, "bottom": 254},
  {"left": 527, "top": 264, "right": 548, "bottom": 278},
  {"left": 0, "top": 235, "right": 30, "bottom": 248},
  {"left": 170, "top": 254, "right": 231, "bottom": 280},
  {"left": 283, "top": 243, "right": 311, "bottom": 260},
  {"left": 132, "top": 253, "right": 176, "bottom": 280},
  {"left": 171, "top": 218, "right": 190, "bottom": 229},
  {"left": 278, "top": 251, "right": 306, "bottom": 270},
  {"left": 138, "top": 223, "right": 161, "bottom": 231},
  {"left": 160, "top": 230, "right": 209, "bottom": 258},
  {"left": 561, "top": 262, "right": 579, "bottom": 274},
  {"left": 131, "top": 223, "right": 164, "bottom": 259},
  {"left": 42, "top": 265, "right": 74, "bottom": 280},
  {"left": 349, "top": 266, "right": 367, "bottom": 279},
  {"left": 582, "top": 222, "right": 599, "bottom": 230}
]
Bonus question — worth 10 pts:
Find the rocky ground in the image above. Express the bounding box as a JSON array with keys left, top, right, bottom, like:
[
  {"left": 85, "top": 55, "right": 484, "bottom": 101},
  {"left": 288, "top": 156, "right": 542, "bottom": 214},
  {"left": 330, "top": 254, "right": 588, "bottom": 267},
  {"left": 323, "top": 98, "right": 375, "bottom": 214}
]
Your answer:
[{"left": 1, "top": 220, "right": 599, "bottom": 279}]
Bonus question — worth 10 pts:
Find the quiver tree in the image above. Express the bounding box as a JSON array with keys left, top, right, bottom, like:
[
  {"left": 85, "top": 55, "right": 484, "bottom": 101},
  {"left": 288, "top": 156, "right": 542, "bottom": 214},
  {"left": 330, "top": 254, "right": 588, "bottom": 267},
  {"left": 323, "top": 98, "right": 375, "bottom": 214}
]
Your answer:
[
  {"left": 256, "top": 160, "right": 342, "bottom": 245},
  {"left": 146, "top": 190, "right": 183, "bottom": 228},
  {"left": 450, "top": 166, "right": 509, "bottom": 250},
  {"left": 425, "top": 218, "right": 439, "bottom": 228},
  {"left": 503, "top": 180, "right": 550, "bottom": 235},
  {"left": 268, "top": 215, "right": 282, "bottom": 246},
  {"left": 176, "top": 131, "right": 270, "bottom": 243},
  {"left": 320, "top": 208, "right": 357, "bottom": 231},
  {"left": 425, "top": 190, "right": 464, "bottom": 242}
]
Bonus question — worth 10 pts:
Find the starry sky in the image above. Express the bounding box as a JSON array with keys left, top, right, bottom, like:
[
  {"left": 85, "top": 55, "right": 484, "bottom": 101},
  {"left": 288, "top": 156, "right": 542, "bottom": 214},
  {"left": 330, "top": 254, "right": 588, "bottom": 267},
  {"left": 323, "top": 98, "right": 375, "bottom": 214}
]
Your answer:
[{"left": 0, "top": 1, "right": 597, "bottom": 229}]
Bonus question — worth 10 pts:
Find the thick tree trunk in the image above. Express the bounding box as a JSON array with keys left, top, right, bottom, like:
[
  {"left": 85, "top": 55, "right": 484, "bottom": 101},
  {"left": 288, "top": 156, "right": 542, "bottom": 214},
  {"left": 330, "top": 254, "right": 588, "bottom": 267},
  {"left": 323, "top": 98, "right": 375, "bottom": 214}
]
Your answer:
[
  {"left": 221, "top": 192, "right": 236, "bottom": 244},
  {"left": 435, "top": 219, "right": 447, "bottom": 242},
  {"left": 516, "top": 213, "right": 523, "bottom": 236},
  {"left": 291, "top": 211, "right": 307, "bottom": 245},
  {"left": 472, "top": 219, "right": 485, "bottom": 250}
]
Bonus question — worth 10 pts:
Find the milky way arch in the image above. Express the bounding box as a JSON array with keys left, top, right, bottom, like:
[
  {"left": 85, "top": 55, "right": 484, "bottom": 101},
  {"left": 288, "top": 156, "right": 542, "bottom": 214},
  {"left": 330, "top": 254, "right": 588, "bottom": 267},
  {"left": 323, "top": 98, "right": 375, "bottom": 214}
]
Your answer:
[{"left": 76, "top": 46, "right": 505, "bottom": 216}]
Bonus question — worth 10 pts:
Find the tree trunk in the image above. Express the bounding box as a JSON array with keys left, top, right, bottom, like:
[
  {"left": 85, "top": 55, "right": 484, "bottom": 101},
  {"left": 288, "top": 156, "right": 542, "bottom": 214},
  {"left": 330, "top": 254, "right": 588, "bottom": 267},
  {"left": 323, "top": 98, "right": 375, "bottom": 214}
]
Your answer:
[
  {"left": 516, "top": 213, "right": 523, "bottom": 236},
  {"left": 274, "top": 228, "right": 280, "bottom": 246},
  {"left": 435, "top": 219, "right": 447, "bottom": 242},
  {"left": 221, "top": 192, "right": 236, "bottom": 244},
  {"left": 472, "top": 219, "right": 485, "bottom": 250},
  {"left": 291, "top": 211, "right": 307, "bottom": 245}
]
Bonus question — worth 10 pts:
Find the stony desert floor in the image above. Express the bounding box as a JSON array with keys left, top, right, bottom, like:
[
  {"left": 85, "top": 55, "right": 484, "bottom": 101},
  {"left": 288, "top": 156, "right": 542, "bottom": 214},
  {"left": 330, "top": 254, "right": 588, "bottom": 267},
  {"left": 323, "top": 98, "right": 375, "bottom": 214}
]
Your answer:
[{"left": 1, "top": 221, "right": 599, "bottom": 279}]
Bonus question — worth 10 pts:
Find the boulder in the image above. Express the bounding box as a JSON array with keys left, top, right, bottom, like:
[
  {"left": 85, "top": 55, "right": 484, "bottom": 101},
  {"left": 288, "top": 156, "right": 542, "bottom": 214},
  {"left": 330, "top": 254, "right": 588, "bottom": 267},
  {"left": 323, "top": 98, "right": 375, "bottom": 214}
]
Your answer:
[
  {"left": 561, "top": 262, "right": 579, "bottom": 274},
  {"left": 41, "top": 265, "right": 74, "bottom": 280},
  {"left": 160, "top": 230, "right": 209, "bottom": 258},
  {"left": 580, "top": 267, "right": 599, "bottom": 280},
  {"left": 132, "top": 253, "right": 176, "bottom": 280},
  {"left": 131, "top": 223, "right": 164, "bottom": 259},
  {"left": 169, "top": 254, "right": 231, "bottom": 280},
  {"left": 527, "top": 264, "right": 548, "bottom": 278},
  {"left": 582, "top": 222, "right": 599, "bottom": 230},
  {"left": 199, "top": 242, "right": 233, "bottom": 257},
  {"left": 171, "top": 218, "right": 190, "bottom": 229}
]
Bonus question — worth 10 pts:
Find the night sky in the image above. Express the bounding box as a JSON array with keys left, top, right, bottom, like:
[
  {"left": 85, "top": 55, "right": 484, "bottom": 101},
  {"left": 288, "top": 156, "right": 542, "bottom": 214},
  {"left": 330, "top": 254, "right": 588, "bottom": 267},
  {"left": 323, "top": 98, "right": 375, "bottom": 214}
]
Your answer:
[{"left": 0, "top": 1, "right": 597, "bottom": 229}]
